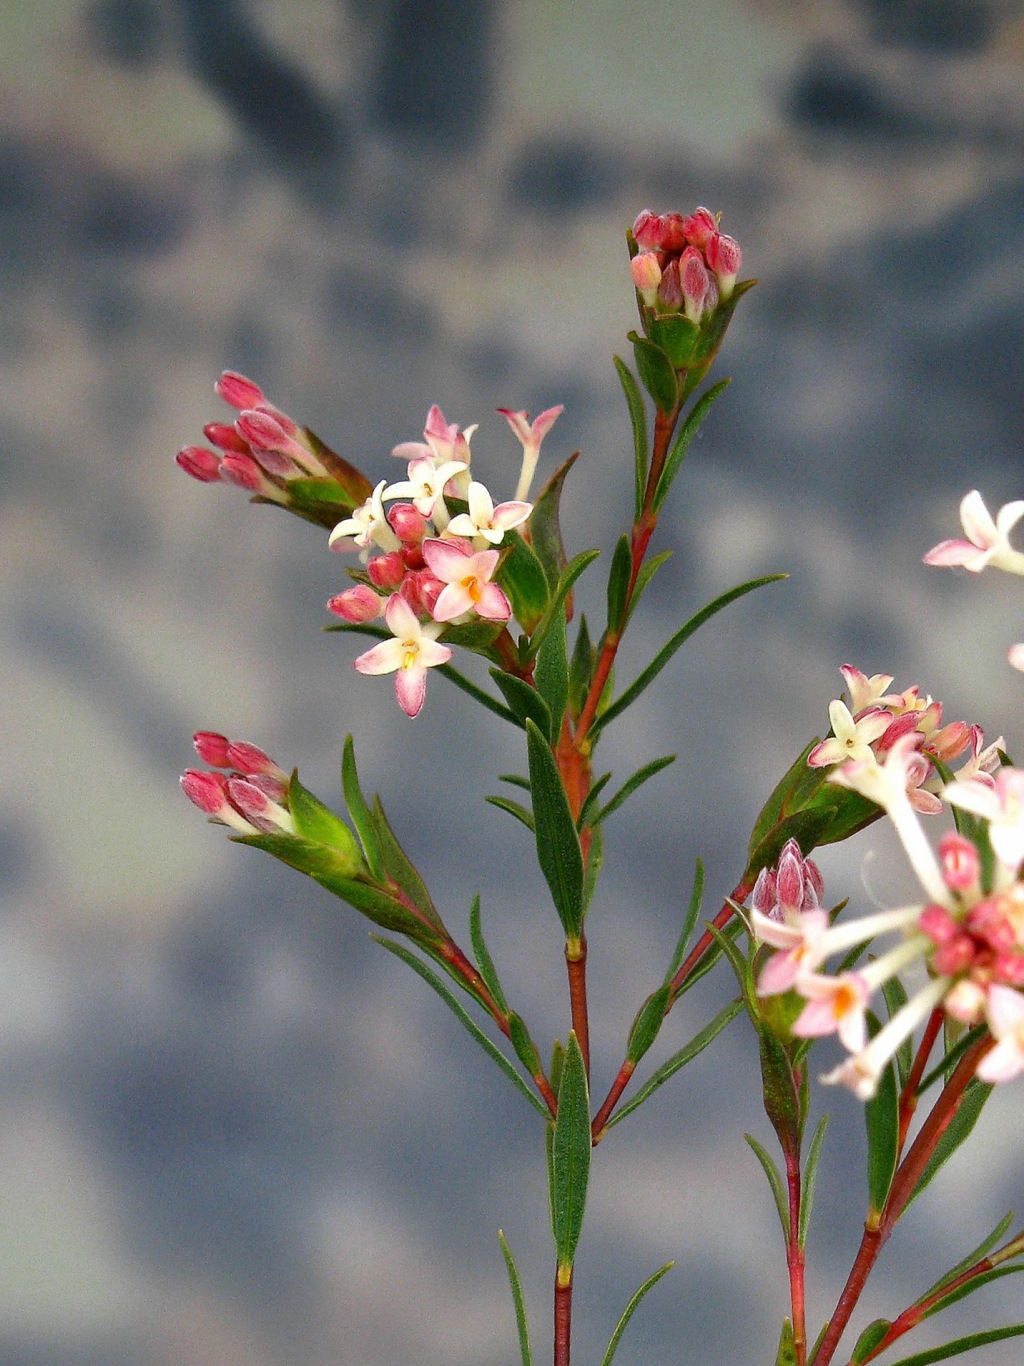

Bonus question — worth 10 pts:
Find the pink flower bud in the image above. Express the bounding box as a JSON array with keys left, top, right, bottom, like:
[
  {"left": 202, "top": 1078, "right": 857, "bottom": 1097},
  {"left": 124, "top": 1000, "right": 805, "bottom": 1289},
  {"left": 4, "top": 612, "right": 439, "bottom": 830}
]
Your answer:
[
  {"left": 630, "top": 251, "right": 662, "bottom": 305},
  {"left": 967, "top": 899, "right": 1017, "bottom": 952},
  {"left": 193, "top": 731, "right": 233, "bottom": 766},
  {"left": 632, "top": 209, "right": 663, "bottom": 250},
  {"left": 176, "top": 446, "right": 223, "bottom": 482},
  {"left": 681, "top": 207, "right": 718, "bottom": 248},
  {"left": 216, "top": 371, "right": 267, "bottom": 411},
  {"left": 327, "top": 584, "right": 383, "bottom": 622},
  {"left": 400, "top": 569, "right": 444, "bottom": 617},
  {"left": 225, "top": 739, "right": 286, "bottom": 779},
  {"left": 367, "top": 552, "right": 406, "bottom": 590},
  {"left": 680, "top": 246, "right": 710, "bottom": 322},
  {"left": 181, "top": 767, "right": 230, "bottom": 812},
  {"left": 225, "top": 777, "right": 294, "bottom": 834},
  {"left": 388, "top": 502, "right": 428, "bottom": 545},
  {"left": 938, "top": 831, "right": 980, "bottom": 890},
  {"left": 204, "top": 422, "right": 251, "bottom": 454},
  {"left": 219, "top": 453, "right": 273, "bottom": 492},
  {"left": 656, "top": 259, "right": 682, "bottom": 311},
  {"left": 705, "top": 231, "right": 742, "bottom": 278},
  {"left": 235, "top": 409, "right": 303, "bottom": 461}
]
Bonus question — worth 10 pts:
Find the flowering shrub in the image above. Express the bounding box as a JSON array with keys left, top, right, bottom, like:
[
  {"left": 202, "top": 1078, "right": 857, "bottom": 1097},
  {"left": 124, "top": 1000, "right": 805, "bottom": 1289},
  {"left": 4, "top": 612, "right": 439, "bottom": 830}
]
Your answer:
[{"left": 177, "top": 209, "right": 1024, "bottom": 1366}]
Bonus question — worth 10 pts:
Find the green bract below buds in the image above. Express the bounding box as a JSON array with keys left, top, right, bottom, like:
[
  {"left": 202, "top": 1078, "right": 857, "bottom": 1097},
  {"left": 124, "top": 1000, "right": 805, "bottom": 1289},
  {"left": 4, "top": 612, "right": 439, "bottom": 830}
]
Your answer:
[{"left": 627, "top": 206, "right": 755, "bottom": 412}]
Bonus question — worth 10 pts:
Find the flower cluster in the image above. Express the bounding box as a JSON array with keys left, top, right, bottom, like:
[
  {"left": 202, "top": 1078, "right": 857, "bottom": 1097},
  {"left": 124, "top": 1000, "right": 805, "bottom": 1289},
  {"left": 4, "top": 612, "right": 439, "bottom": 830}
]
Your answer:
[
  {"left": 630, "top": 206, "right": 742, "bottom": 321},
  {"left": 807, "top": 663, "right": 1001, "bottom": 813},
  {"left": 176, "top": 372, "right": 333, "bottom": 503},
  {"left": 327, "top": 404, "right": 560, "bottom": 718},
  {"left": 180, "top": 731, "right": 294, "bottom": 836},
  {"left": 925, "top": 489, "right": 1024, "bottom": 671},
  {"left": 753, "top": 731, "right": 1024, "bottom": 1098}
]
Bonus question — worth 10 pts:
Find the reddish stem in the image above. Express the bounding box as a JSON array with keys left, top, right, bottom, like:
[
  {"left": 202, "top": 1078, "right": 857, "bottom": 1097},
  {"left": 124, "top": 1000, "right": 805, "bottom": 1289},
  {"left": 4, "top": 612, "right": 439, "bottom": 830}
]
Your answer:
[
  {"left": 591, "top": 1059, "right": 635, "bottom": 1141},
  {"left": 554, "top": 1264, "right": 573, "bottom": 1366},
  {"left": 896, "top": 1007, "right": 944, "bottom": 1151},
  {"left": 811, "top": 1035, "right": 993, "bottom": 1366},
  {"left": 785, "top": 1141, "right": 807, "bottom": 1366},
  {"left": 566, "top": 936, "right": 591, "bottom": 1078}
]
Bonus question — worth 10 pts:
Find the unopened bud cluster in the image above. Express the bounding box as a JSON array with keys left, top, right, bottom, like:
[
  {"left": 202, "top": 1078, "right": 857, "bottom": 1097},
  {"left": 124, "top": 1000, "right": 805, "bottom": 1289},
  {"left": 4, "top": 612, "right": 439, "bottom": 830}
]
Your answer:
[
  {"left": 181, "top": 731, "right": 295, "bottom": 835},
  {"left": 630, "top": 207, "right": 742, "bottom": 321}
]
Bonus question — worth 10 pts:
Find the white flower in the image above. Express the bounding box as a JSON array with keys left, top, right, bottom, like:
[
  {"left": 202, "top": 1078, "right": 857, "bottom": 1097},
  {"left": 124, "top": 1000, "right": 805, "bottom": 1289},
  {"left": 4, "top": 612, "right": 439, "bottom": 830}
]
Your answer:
[{"left": 923, "top": 490, "right": 1024, "bottom": 576}]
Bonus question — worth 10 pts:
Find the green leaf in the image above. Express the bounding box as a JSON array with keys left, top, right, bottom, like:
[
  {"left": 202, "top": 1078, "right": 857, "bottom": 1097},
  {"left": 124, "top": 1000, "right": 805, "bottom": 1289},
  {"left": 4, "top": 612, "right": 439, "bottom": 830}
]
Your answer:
[
  {"left": 775, "top": 1318, "right": 798, "bottom": 1366},
  {"left": 624, "top": 550, "right": 673, "bottom": 628},
  {"left": 508, "top": 1011, "right": 544, "bottom": 1081},
  {"left": 851, "top": 1319, "right": 892, "bottom": 1364},
  {"left": 469, "top": 894, "right": 509, "bottom": 1015},
  {"left": 652, "top": 379, "right": 730, "bottom": 513},
  {"left": 341, "top": 735, "right": 383, "bottom": 881},
  {"left": 881, "top": 1322, "right": 1024, "bottom": 1366},
  {"left": 614, "top": 356, "right": 649, "bottom": 521},
  {"left": 577, "top": 772, "right": 613, "bottom": 831},
  {"left": 626, "top": 983, "right": 671, "bottom": 1065},
  {"left": 490, "top": 669, "right": 553, "bottom": 739},
  {"left": 743, "top": 806, "right": 852, "bottom": 894},
  {"left": 500, "top": 772, "right": 532, "bottom": 791},
  {"left": 799, "top": 1114, "right": 829, "bottom": 1249},
  {"left": 918, "top": 1026, "right": 986, "bottom": 1096},
  {"left": 485, "top": 795, "right": 536, "bottom": 831},
  {"left": 582, "top": 817, "right": 604, "bottom": 916},
  {"left": 278, "top": 475, "right": 360, "bottom": 528},
  {"left": 287, "top": 773, "right": 365, "bottom": 873},
  {"left": 926, "top": 1265, "right": 1024, "bottom": 1320},
  {"left": 606, "top": 997, "right": 742, "bottom": 1128},
  {"left": 672, "top": 918, "right": 745, "bottom": 999},
  {"left": 525, "top": 719, "right": 585, "bottom": 942},
  {"left": 905, "top": 1078, "right": 992, "bottom": 1209},
  {"left": 599, "top": 1262, "right": 673, "bottom": 1366},
  {"left": 434, "top": 661, "right": 518, "bottom": 722},
  {"left": 591, "top": 574, "right": 786, "bottom": 739},
  {"left": 372, "top": 937, "right": 547, "bottom": 1116},
  {"left": 630, "top": 332, "right": 679, "bottom": 414},
  {"left": 921, "top": 1212, "right": 1015, "bottom": 1303},
  {"left": 758, "top": 1017, "right": 802, "bottom": 1151},
  {"left": 371, "top": 795, "right": 447, "bottom": 934},
  {"left": 568, "top": 614, "right": 593, "bottom": 720},
  {"left": 865, "top": 1018, "right": 900, "bottom": 1221},
  {"left": 597, "top": 755, "right": 676, "bottom": 824},
  {"left": 550, "top": 1032, "right": 591, "bottom": 1269},
  {"left": 881, "top": 973, "right": 913, "bottom": 1089},
  {"left": 606, "top": 534, "right": 632, "bottom": 635},
  {"left": 664, "top": 859, "right": 705, "bottom": 982},
  {"left": 527, "top": 549, "right": 601, "bottom": 662},
  {"left": 535, "top": 602, "right": 570, "bottom": 735},
  {"left": 498, "top": 1231, "right": 533, "bottom": 1366},
  {"left": 500, "top": 531, "right": 551, "bottom": 633},
  {"left": 301, "top": 427, "right": 373, "bottom": 507},
  {"left": 528, "top": 451, "right": 579, "bottom": 592},
  {"left": 648, "top": 313, "right": 700, "bottom": 368},
  {"left": 745, "top": 1134, "right": 789, "bottom": 1242}
]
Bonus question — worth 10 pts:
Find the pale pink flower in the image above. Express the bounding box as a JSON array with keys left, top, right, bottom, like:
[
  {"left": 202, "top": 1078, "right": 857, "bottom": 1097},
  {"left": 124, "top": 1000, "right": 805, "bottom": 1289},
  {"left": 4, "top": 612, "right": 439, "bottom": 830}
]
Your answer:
[
  {"left": 385, "top": 457, "right": 469, "bottom": 521},
  {"left": 392, "top": 405, "right": 476, "bottom": 469},
  {"left": 498, "top": 405, "right": 564, "bottom": 502},
  {"left": 977, "top": 985, "right": 1024, "bottom": 1083},
  {"left": 751, "top": 907, "right": 831, "bottom": 995},
  {"left": 839, "top": 664, "right": 897, "bottom": 714},
  {"left": 807, "top": 700, "right": 892, "bottom": 768},
  {"left": 422, "top": 538, "right": 512, "bottom": 623},
  {"left": 352, "top": 595, "right": 452, "bottom": 718},
  {"left": 329, "top": 481, "right": 401, "bottom": 560},
  {"left": 944, "top": 768, "right": 1024, "bottom": 870},
  {"left": 924, "top": 490, "right": 1024, "bottom": 575},
  {"left": 821, "top": 976, "right": 950, "bottom": 1099},
  {"left": 792, "top": 971, "right": 871, "bottom": 1052},
  {"left": 445, "top": 481, "right": 532, "bottom": 546}
]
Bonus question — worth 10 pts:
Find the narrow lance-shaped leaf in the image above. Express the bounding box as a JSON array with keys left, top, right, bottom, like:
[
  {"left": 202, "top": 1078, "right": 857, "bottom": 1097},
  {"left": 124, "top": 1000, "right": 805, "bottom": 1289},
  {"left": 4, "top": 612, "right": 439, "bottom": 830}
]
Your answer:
[
  {"left": 371, "top": 936, "right": 547, "bottom": 1117},
  {"left": 629, "top": 332, "right": 679, "bottom": 414},
  {"left": 606, "top": 534, "right": 632, "bottom": 635},
  {"left": 746, "top": 1134, "right": 789, "bottom": 1242},
  {"left": 526, "top": 549, "right": 601, "bottom": 662},
  {"left": 798, "top": 1114, "right": 829, "bottom": 1249},
  {"left": 591, "top": 573, "right": 786, "bottom": 739},
  {"left": 597, "top": 754, "right": 676, "bottom": 825},
  {"left": 288, "top": 772, "right": 365, "bottom": 872},
  {"left": 498, "top": 1231, "right": 533, "bottom": 1366},
  {"left": 613, "top": 356, "right": 649, "bottom": 521},
  {"left": 664, "top": 858, "right": 705, "bottom": 983},
  {"left": 865, "top": 1015, "right": 900, "bottom": 1222},
  {"left": 851, "top": 1319, "right": 892, "bottom": 1365},
  {"left": 371, "top": 794, "right": 447, "bottom": 934},
  {"left": 534, "top": 602, "right": 569, "bottom": 736},
  {"left": 653, "top": 379, "right": 730, "bottom": 512},
  {"left": 550, "top": 1031, "right": 591, "bottom": 1269},
  {"left": 568, "top": 613, "right": 593, "bottom": 720},
  {"left": 626, "top": 983, "right": 672, "bottom": 1065},
  {"left": 599, "top": 1262, "right": 673, "bottom": 1366},
  {"left": 525, "top": 719, "right": 585, "bottom": 943},
  {"left": 606, "top": 997, "right": 742, "bottom": 1129},
  {"left": 905, "top": 1078, "right": 992, "bottom": 1210},
  {"left": 527, "top": 451, "right": 579, "bottom": 592},
  {"left": 499, "top": 530, "right": 551, "bottom": 633},
  {"left": 624, "top": 550, "right": 672, "bottom": 629},
  {"left": 469, "top": 894, "right": 508, "bottom": 1015},
  {"left": 342, "top": 735, "right": 383, "bottom": 880},
  {"left": 920, "top": 1212, "right": 1015, "bottom": 1304},
  {"left": 775, "top": 1318, "right": 798, "bottom": 1366},
  {"left": 485, "top": 795, "right": 535, "bottom": 832},
  {"left": 880, "top": 1322, "right": 1024, "bottom": 1366},
  {"left": 490, "top": 668, "right": 553, "bottom": 740}
]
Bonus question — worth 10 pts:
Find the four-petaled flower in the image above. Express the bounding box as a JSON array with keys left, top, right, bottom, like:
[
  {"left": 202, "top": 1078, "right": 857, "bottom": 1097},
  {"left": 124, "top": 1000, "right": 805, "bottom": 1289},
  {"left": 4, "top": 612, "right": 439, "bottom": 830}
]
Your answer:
[
  {"left": 329, "top": 480, "right": 400, "bottom": 560},
  {"left": 807, "top": 699, "right": 892, "bottom": 768},
  {"left": 352, "top": 595, "right": 453, "bottom": 718},
  {"left": 944, "top": 769, "right": 1024, "bottom": 871},
  {"left": 445, "top": 481, "right": 532, "bottom": 546},
  {"left": 923, "top": 490, "right": 1024, "bottom": 575},
  {"left": 422, "top": 539, "right": 512, "bottom": 622},
  {"left": 385, "top": 457, "right": 469, "bottom": 520}
]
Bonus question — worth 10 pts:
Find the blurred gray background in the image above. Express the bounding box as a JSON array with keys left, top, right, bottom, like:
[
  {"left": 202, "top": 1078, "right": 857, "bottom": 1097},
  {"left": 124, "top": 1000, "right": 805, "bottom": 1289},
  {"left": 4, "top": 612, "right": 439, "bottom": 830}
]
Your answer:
[{"left": 4, "top": 0, "right": 1024, "bottom": 1362}]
